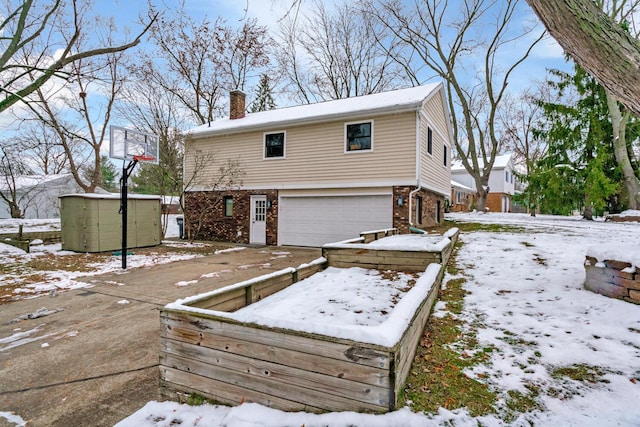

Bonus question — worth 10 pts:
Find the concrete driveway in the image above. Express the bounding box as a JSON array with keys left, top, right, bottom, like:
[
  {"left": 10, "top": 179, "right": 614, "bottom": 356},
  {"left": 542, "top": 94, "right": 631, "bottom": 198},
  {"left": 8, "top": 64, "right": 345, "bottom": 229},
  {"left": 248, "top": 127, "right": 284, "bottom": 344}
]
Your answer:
[{"left": 0, "top": 245, "right": 321, "bottom": 427}]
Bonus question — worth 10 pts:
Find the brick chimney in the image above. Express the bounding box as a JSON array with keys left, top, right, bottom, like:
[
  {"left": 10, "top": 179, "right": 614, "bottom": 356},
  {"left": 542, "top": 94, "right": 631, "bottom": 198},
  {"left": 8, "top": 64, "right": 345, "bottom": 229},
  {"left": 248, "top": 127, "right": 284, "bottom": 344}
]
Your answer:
[{"left": 229, "top": 90, "right": 246, "bottom": 120}]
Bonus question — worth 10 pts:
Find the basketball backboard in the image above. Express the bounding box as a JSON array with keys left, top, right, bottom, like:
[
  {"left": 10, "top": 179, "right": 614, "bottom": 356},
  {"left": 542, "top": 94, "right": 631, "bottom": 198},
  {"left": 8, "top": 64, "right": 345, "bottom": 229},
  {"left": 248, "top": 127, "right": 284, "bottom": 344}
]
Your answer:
[{"left": 109, "top": 126, "right": 159, "bottom": 164}]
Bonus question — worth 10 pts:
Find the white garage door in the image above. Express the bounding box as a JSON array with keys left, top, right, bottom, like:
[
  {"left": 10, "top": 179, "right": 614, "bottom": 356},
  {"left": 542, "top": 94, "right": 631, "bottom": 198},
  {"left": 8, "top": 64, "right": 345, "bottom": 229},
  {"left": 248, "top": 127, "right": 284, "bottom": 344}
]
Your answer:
[{"left": 278, "top": 195, "right": 393, "bottom": 247}]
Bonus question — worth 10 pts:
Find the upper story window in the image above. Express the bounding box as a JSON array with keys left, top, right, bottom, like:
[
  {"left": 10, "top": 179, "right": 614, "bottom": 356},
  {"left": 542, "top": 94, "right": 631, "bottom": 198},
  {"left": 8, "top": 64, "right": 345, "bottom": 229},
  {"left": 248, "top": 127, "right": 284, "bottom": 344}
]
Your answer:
[
  {"left": 345, "top": 121, "right": 373, "bottom": 152},
  {"left": 427, "top": 127, "right": 433, "bottom": 155},
  {"left": 264, "top": 131, "right": 285, "bottom": 158},
  {"left": 443, "top": 145, "right": 448, "bottom": 166},
  {"left": 505, "top": 171, "right": 510, "bottom": 182}
]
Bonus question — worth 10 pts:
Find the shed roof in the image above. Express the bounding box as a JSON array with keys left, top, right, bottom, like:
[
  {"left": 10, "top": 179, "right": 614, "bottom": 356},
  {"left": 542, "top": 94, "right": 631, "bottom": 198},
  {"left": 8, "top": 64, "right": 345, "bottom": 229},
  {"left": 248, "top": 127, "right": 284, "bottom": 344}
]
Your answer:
[
  {"left": 189, "top": 83, "right": 443, "bottom": 138},
  {"left": 0, "top": 174, "right": 71, "bottom": 191}
]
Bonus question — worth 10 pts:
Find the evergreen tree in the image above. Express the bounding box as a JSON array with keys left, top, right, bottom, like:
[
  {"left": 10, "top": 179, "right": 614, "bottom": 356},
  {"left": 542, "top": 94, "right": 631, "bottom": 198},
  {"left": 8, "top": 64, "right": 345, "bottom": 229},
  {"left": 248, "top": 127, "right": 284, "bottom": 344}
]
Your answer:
[
  {"left": 100, "top": 156, "right": 119, "bottom": 192},
  {"left": 131, "top": 130, "right": 183, "bottom": 196},
  {"left": 83, "top": 155, "right": 119, "bottom": 193},
  {"left": 528, "top": 66, "right": 621, "bottom": 218},
  {"left": 249, "top": 74, "right": 276, "bottom": 113}
]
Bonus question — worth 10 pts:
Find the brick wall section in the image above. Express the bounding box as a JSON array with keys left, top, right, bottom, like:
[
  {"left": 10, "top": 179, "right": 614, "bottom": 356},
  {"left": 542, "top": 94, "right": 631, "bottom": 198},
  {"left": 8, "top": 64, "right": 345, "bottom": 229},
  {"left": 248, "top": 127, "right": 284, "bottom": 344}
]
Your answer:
[
  {"left": 393, "top": 186, "right": 445, "bottom": 232},
  {"left": 486, "top": 192, "right": 511, "bottom": 213},
  {"left": 584, "top": 256, "right": 640, "bottom": 305},
  {"left": 185, "top": 189, "right": 278, "bottom": 245},
  {"left": 229, "top": 90, "right": 246, "bottom": 120},
  {"left": 187, "top": 186, "right": 445, "bottom": 245}
]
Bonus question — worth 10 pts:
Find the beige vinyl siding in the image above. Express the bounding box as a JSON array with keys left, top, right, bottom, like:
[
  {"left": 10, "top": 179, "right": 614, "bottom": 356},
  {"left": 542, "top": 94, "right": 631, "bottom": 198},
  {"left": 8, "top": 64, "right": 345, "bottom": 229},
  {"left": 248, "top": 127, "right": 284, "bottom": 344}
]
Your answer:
[
  {"left": 420, "top": 95, "right": 451, "bottom": 196},
  {"left": 186, "top": 112, "right": 417, "bottom": 189},
  {"left": 423, "top": 91, "right": 449, "bottom": 132}
]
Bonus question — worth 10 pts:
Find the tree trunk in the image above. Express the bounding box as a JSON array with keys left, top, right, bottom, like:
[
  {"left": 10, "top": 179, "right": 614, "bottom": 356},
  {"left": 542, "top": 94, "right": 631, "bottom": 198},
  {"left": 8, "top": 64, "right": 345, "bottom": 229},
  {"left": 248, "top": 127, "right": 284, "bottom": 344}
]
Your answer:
[
  {"left": 605, "top": 92, "right": 640, "bottom": 210},
  {"left": 475, "top": 186, "right": 489, "bottom": 212},
  {"left": 526, "top": 0, "right": 640, "bottom": 118},
  {"left": 583, "top": 204, "right": 594, "bottom": 220},
  {"left": 9, "top": 203, "right": 22, "bottom": 219}
]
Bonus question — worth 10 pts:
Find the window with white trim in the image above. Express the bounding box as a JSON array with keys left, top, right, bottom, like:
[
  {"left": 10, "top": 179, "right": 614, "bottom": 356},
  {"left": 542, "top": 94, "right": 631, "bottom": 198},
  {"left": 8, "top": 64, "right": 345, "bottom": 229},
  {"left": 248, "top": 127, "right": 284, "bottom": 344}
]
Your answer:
[
  {"left": 345, "top": 121, "right": 373, "bottom": 152},
  {"left": 264, "top": 131, "right": 285, "bottom": 158},
  {"left": 427, "top": 127, "right": 433, "bottom": 155}
]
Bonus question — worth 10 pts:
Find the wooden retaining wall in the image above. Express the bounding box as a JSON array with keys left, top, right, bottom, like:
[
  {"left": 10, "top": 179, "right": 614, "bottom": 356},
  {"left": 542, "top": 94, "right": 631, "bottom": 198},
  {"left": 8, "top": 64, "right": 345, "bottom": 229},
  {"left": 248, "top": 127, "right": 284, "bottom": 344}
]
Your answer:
[
  {"left": 188, "top": 261, "right": 327, "bottom": 312},
  {"left": 322, "top": 228, "right": 459, "bottom": 272},
  {"left": 584, "top": 257, "right": 640, "bottom": 304},
  {"left": 160, "top": 311, "right": 395, "bottom": 412},
  {"left": 0, "top": 230, "right": 61, "bottom": 253},
  {"left": 160, "top": 228, "right": 460, "bottom": 413}
]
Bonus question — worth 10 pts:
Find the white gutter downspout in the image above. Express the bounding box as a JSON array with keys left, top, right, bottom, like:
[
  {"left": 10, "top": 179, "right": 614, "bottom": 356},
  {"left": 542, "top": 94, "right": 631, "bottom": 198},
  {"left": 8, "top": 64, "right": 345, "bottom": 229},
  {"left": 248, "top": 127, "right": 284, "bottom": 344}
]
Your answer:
[{"left": 409, "top": 109, "right": 422, "bottom": 227}]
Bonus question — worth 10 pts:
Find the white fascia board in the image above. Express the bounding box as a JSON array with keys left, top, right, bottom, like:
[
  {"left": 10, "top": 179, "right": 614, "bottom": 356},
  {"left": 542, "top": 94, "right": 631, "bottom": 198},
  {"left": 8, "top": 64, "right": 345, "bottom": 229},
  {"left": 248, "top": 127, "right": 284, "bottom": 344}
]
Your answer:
[
  {"left": 188, "top": 106, "right": 422, "bottom": 139},
  {"left": 186, "top": 180, "right": 416, "bottom": 193}
]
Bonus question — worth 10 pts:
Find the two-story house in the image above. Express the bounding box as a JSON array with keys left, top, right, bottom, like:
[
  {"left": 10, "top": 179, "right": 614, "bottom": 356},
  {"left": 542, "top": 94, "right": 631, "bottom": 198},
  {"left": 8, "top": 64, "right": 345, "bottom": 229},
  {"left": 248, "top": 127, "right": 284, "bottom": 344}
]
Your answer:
[
  {"left": 184, "top": 84, "right": 453, "bottom": 247},
  {"left": 451, "top": 153, "right": 515, "bottom": 213}
]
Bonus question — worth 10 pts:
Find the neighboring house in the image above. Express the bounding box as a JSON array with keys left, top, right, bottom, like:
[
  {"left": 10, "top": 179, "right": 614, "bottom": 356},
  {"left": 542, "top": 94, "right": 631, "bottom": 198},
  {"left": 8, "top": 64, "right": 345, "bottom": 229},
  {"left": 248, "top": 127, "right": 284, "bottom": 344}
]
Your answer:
[
  {"left": 450, "top": 179, "right": 476, "bottom": 212},
  {"left": 184, "top": 85, "right": 453, "bottom": 247},
  {"left": 0, "top": 174, "right": 86, "bottom": 219},
  {"left": 161, "top": 195, "right": 182, "bottom": 214},
  {"left": 451, "top": 153, "right": 516, "bottom": 213}
]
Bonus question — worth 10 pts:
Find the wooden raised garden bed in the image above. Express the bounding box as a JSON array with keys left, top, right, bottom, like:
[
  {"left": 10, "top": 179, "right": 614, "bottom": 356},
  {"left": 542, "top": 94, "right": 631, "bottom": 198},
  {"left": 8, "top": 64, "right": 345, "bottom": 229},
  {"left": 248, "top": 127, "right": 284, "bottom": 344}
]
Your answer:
[{"left": 160, "top": 228, "right": 459, "bottom": 413}]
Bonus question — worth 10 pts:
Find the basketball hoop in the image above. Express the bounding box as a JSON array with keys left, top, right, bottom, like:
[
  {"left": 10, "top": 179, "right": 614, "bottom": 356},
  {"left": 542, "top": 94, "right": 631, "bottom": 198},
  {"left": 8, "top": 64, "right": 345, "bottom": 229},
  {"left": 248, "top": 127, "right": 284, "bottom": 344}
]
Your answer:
[
  {"left": 133, "top": 155, "right": 156, "bottom": 163},
  {"left": 109, "top": 126, "right": 160, "bottom": 270}
]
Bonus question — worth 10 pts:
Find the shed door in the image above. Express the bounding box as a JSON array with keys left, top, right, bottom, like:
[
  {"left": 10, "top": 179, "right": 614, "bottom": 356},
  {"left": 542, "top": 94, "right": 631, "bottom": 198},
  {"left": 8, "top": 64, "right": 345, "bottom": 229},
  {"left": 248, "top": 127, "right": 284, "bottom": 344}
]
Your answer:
[{"left": 278, "top": 195, "right": 392, "bottom": 247}]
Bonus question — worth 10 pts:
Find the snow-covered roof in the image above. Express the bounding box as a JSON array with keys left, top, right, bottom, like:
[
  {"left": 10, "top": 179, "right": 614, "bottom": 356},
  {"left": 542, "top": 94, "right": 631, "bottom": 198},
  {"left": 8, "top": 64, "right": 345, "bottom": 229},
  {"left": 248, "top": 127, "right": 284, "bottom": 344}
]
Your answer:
[
  {"left": 451, "top": 153, "right": 513, "bottom": 172},
  {"left": 451, "top": 179, "right": 475, "bottom": 192},
  {"left": 0, "top": 174, "right": 72, "bottom": 191},
  {"left": 189, "top": 84, "right": 442, "bottom": 138}
]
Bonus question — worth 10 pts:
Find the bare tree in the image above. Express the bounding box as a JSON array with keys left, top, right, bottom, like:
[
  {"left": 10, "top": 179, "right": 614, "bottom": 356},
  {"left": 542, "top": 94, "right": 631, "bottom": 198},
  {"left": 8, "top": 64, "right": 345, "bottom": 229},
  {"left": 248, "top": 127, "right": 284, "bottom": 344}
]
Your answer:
[
  {"left": 217, "top": 19, "right": 272, "bottom": 92},
  {"left": 144, "top": 4, "right": 271, "bottom": 125},
  {"left": 277, "top": 0, "right": 411, "bottom": 103},
  {"left": 182, "top": 147, "right": 245, "bottom": 243},
  {"left": 22, "top": 15, "right": 131, "bottom": 193},
  {"left": 118, "top": 76, "right": 187, "bottom": 236},
  {"left": 500, "top": 86, "right": 554, "bottom": 174},
  {"left": 0, "top": 139, "right": 34, "bottom": 218},
  {"left": 0, "top": 0, "right": 154, "bottom": 115},
  {"left": 369, "top": 0, "right": 544, "bottom": 211},
  {"left": 11, "top": 121, "right": 70, "bottom": 174},
  {"left": 498, "top": 86, "right": 552, "bottom": 215}
]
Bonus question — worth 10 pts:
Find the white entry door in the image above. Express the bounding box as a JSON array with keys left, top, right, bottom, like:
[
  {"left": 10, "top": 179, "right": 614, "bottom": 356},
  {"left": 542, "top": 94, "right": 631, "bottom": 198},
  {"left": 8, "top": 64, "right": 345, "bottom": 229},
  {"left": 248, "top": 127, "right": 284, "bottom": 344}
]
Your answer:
[{"left": 250, "top": 195, "right": 267, "bottom": 244}]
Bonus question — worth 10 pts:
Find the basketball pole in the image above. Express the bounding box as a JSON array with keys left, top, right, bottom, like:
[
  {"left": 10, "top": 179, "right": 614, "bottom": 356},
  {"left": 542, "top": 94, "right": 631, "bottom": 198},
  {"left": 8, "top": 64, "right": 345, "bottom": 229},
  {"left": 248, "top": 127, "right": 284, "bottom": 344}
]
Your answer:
[{"left": 120, "top": 158, "right": 139, "bottom": 269}]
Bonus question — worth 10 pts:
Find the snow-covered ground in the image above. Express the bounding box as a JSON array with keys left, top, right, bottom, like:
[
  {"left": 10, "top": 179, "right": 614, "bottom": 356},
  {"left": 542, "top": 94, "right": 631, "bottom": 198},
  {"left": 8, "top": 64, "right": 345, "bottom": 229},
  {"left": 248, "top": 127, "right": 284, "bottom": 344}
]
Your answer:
[
  {"left": 0, "top": 215, "right": 189, "bottom": 301},
  {"left": 0, "top": 214, "right": 181, "bottom": 239},
  {"left": 109, "top": 212, "right": 640, "bottom": 427},
  {"left": 1, "top": 212, "right": 639, "bottom": 426}
]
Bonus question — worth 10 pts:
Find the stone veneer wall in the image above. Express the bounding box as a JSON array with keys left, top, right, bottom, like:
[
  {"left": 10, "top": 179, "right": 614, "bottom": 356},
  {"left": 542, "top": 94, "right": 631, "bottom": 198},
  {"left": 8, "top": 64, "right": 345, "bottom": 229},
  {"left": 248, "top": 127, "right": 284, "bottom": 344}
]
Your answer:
[
  {"left": 584, "top": 257, "right": 640, "bottom": 305},
  {"left": 184, "top": 190, "right": 278, "bottom": 245}
]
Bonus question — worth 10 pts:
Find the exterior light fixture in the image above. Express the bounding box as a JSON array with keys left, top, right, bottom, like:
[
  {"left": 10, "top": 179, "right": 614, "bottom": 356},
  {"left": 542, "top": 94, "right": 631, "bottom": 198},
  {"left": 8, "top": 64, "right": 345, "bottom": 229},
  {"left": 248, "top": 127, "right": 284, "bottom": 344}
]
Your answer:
[{"left": 398, "top": 196, "right": 404, "bottom": 206}]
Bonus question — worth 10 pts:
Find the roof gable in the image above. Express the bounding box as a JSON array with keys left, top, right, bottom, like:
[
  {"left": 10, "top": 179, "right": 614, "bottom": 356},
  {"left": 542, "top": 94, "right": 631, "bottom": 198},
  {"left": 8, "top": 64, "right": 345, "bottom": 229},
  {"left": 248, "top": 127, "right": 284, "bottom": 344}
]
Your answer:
[{"left": 189, "top": 84, "right": 443, "bottom": 137}]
